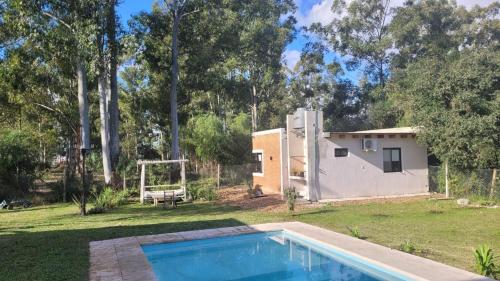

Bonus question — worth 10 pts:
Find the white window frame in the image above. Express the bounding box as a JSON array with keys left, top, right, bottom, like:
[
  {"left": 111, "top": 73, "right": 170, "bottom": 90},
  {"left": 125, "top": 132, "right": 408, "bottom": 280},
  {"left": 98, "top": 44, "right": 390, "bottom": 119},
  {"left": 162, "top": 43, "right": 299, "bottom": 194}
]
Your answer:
[{"left": 252, "top": 149, "right": 264, "bottom": 177}]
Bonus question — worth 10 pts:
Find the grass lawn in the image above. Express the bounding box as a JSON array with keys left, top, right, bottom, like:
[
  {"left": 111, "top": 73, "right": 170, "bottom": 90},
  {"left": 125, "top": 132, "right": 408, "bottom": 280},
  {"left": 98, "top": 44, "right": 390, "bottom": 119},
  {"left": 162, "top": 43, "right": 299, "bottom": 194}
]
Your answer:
[{"left": 0, "top": 199, "right": 499, "bottom": 281}]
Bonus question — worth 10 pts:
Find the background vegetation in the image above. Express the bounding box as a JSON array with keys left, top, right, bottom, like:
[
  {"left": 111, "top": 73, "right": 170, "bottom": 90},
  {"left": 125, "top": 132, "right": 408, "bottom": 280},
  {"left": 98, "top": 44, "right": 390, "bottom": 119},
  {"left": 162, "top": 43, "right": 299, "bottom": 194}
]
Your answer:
[{"left": 0, "top": 1, "right": 498, "bottom": 203}]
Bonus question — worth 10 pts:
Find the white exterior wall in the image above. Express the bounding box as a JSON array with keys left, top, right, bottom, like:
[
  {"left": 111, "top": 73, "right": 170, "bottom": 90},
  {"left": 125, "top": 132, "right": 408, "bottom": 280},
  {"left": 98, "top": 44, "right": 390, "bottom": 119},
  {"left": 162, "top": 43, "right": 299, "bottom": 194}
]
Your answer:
[{"left": 317, "top": 136, "right": 429, "bottom": 200}]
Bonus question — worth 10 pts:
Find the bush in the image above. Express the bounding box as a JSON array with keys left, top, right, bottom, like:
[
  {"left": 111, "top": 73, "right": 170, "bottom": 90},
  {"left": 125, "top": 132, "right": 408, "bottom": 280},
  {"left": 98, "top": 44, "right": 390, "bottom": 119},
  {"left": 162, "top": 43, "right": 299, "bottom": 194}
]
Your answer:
[
  {"left": 474, "top": 245, "right": 498, "bottom": 278},
  {"left": 196, "top": 186, "right": 217, "bottom": 201},
  {"left": 0, "top": 130, "right": 40, "bottom": 198},
  {"left": 187, "top": 178, "right": 217, "bottom": 201},
  {"left": 92, "top": 187, "right": 130, "bottom": 211}
]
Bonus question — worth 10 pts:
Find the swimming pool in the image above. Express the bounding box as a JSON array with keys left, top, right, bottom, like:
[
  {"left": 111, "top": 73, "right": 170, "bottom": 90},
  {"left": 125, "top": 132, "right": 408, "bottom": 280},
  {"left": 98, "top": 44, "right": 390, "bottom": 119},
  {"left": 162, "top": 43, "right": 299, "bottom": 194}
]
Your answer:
[{"left": 142, "top": 231, "right": 414, "bottom": 281}]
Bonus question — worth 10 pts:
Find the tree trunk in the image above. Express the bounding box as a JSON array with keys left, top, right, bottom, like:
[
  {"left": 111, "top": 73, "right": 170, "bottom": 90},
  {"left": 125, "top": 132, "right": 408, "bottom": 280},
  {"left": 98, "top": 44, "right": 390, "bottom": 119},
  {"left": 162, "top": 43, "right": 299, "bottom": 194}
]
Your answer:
[
  {"left": 63, "top": 139, "right": 69, "bottom": 203},
  {"left": 107, "top": 0, "right": 120, "bottom": 169},
  {"left": 490, "top": 168, "right": 497, "bottom": 199},
  {"left": 77, "top": 62, "right": 90, "bottom": 150},
  {"left": 251, "top": 85, "right": 258, "bottom": 131},
  {"left": 77, "top": 61, "right": 90, "bottom": 216},
  {"left": 98, "top": 71, "right": 112, "bottom": 185},
  {"left": 170, "top": 10, "right": 181, "bottom": 160}
]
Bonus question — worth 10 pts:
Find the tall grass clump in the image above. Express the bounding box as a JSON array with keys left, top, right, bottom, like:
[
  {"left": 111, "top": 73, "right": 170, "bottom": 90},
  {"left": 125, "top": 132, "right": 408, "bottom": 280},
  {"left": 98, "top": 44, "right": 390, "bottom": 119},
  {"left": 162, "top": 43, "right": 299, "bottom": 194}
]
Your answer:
[
  {"left": 88, "top": 187, "right": 130, "bottom": 214},
  {"left": 474, "top": 245, "right": 498, "bottom": 278},
  {"left": 284, "top": 187, "right": 298, "bottom": 212}
]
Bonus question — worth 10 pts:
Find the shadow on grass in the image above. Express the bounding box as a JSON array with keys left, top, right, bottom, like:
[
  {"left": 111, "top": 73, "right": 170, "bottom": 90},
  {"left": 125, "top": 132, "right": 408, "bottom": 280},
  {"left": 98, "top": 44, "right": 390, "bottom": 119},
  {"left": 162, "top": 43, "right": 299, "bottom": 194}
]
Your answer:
[
  {"left": 0, "top": 218, "right": 247, "bottom": 281},
  {"left": 49, "top": 202, "right": 243, "bottom": 222}
]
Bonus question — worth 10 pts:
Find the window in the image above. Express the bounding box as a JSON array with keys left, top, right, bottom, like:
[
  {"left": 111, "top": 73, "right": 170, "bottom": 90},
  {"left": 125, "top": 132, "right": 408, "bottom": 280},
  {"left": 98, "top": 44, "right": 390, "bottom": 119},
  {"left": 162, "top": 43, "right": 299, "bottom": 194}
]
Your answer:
[
  {"left": 334, "top": 148, "right": 348, "bottom": 157},
  {"left": 383, "top": 148, "right": 402, "bottom": 173},
  {"left": 252, "top": 152, "right": 263, "bottom": 175}
]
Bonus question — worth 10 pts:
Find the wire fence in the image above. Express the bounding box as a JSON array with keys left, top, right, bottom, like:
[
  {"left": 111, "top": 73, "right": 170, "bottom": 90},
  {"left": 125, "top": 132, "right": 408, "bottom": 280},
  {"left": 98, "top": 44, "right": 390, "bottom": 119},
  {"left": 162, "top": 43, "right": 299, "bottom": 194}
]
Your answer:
[
  {"left": 429, "top": 166, "right": 499, "bottom": 200},
  {"left": 188, "top": 163, "right": 254, "bottom": 189}
]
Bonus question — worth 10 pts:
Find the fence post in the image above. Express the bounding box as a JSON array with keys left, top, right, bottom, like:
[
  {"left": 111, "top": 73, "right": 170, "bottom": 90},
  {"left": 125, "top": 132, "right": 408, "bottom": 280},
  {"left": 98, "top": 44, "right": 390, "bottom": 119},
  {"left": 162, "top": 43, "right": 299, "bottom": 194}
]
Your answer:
[
  {"left": 490, "top": 168, "right": 497, "bottom": 199},
  {"left": 181, "top": 161, "right": 186, "bottom": 200},
  {"left": 445, "top": 160, "right": 449, "bottom": 198},
  {"left": 140, "top": 164, "right": 146, "bottom": 204},
  {"left": 217, "top": 164, "right": 220, "bottom": 189}
]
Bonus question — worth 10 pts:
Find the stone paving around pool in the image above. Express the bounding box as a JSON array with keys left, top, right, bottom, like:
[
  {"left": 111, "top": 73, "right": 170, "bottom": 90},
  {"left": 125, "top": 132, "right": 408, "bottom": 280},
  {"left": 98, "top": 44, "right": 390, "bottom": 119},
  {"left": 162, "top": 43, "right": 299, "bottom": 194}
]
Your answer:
[{"left": 89, "top": 222, "right": 494, "bottom": 281}]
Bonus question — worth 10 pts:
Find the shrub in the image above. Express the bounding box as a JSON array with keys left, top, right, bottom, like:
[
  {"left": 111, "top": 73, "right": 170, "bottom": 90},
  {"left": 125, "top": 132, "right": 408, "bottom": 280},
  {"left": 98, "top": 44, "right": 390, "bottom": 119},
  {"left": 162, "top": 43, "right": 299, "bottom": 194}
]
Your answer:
[
  {"left": 187, "top": 178, "right": 217, "bottom": 201},
  {"left": 284, "top": 187, "right": 298, "bottom": 211},
  {"left": 196, "top": 186, "right": 217, "bottom": 201},
  {"left": 400, "top": 240, "right": 416, "bottom": 254},
  {"left": 92, "top": 187, "right": 130, "bottom": 211},
  {"left": 0, "top": 130, "right": 40, "bottom": 198},
  {"left": 474, "top": 245, "right": 498, "bottom": 278}
]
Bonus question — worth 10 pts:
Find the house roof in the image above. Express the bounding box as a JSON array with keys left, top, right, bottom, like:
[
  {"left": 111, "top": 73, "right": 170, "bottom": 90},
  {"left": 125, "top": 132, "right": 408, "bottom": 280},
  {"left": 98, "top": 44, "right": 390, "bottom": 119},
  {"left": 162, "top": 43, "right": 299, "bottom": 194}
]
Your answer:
[
  {"left": 349, "top": 127, "right": 418, "bottom": 134},
  {"left": 329, "top": 127, "right": 418, "bottom": 135}
]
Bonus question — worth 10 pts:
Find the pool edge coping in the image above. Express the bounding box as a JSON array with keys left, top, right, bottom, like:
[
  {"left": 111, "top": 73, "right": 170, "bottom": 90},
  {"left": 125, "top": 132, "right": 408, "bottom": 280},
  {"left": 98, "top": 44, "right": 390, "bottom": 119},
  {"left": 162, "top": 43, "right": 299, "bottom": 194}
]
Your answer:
[{"left": 89, "top": 222, "right": 493, "bottom": 281}]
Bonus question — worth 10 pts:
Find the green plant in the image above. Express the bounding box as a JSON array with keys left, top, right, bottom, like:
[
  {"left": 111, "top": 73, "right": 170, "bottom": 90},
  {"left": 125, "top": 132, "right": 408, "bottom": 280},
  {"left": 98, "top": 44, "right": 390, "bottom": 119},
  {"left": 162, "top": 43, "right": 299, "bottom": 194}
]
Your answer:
[
  {"left": 284, "top": 187, "right": 298, "bottom": 211},
  {"left": 92, "top": 187, "right": 130, "bottom": 211},
  {"left": 196, "top": 186, "right": 217, "bottom": 201},
  {"left": 187, "top": 178, "right": 217, "bottom": 200},
  {"left": 0, "top": 130, "right": 40, "bottom": 197},
  {"left": 474, "top": 245, "right": 498, "bottom": 278},
  {"left": 347, "top": 226, "right": 362, "bottom": 239},
  {"left": 478, "top": 199, "right": 496, "bottom": 207},
  {"left": 400, "top": 240, "right": 416, "bottom": 254}
]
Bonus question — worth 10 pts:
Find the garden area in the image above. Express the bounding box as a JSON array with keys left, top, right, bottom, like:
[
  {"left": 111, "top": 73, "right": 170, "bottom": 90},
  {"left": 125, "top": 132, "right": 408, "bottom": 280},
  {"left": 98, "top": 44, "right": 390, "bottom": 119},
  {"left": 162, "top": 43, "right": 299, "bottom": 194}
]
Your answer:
[{"left": 0, "top": 190, "right": 499, "bottom": 281}]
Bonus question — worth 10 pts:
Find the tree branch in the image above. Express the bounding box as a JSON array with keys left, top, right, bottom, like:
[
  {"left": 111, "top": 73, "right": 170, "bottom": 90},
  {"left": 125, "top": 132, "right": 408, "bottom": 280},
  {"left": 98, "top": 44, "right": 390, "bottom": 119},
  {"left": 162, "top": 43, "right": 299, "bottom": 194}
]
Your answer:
[
  {"left": 42, "top": 12, "right": 75, "bottom": 33},
  {"left": 180, "top": 8, "right": 200, "bottom": 19},
  {"left": 33, "top": 102, "right": 78, "bottom": 135}
]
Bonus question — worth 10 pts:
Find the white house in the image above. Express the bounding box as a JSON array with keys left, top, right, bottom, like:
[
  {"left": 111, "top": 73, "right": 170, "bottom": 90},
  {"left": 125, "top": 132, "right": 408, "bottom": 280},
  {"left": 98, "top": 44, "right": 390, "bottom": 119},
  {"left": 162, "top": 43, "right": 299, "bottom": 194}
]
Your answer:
[{"left": 252, "top": 109, "right": 429, "bottom": 201}]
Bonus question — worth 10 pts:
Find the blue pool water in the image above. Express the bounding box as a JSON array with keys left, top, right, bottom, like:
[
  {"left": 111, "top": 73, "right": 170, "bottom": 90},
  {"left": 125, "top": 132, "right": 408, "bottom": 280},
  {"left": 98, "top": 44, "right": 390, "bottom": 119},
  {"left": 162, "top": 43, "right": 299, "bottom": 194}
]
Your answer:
[{"left": 142, "top": 231, "right": 413, "bottom": 281}]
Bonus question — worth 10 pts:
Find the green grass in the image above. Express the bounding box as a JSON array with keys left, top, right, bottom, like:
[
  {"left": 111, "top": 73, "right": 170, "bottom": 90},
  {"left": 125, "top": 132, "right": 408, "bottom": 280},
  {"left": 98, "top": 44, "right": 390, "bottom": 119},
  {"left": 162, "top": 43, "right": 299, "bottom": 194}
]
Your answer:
[{"left": 0, "top": 199, "right": 499, "bottom": 281}]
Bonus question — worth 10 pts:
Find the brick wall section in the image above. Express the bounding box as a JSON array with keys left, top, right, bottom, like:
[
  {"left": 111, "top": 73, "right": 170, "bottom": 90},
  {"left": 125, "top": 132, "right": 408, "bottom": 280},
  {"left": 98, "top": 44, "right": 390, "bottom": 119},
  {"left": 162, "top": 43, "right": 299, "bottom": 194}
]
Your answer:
[{"left": 252, "top": 132, "right": 282, "bottom": 194}]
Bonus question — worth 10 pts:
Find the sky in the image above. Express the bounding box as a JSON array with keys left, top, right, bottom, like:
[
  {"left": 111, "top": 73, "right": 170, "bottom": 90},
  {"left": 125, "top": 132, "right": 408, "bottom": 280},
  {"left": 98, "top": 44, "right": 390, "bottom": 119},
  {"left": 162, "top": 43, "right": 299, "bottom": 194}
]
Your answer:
[{"left": 117, "top": 0, "right": 497, "bottom": 82}]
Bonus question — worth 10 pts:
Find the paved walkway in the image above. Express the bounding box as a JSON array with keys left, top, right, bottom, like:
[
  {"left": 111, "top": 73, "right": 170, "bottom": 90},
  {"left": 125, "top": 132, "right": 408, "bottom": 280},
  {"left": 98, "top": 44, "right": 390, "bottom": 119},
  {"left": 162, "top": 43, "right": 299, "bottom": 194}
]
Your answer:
[{"left": 89, "top": 222, "right": 493, "bottom": 281}]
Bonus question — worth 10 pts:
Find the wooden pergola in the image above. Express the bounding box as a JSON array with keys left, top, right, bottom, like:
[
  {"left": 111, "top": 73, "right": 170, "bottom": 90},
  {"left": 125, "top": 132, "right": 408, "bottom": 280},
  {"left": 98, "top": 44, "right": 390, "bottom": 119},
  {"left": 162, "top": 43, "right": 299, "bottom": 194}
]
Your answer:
[{"left": 137, "top": 159, "right": 189, "bottom": 204}]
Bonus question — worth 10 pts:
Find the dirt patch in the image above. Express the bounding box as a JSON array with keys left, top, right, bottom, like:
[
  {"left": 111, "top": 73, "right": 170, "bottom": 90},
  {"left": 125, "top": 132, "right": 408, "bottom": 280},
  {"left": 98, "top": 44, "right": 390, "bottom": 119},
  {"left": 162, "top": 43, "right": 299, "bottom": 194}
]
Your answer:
[
  {"left": 215, "top": 188, "right": 324, "bottom": 212},
  {"left": 216, "top": 188, "right": 438, "bottom": 212},
  {"left": 216, "top": 188, "right": 284, "bottom": 210}
]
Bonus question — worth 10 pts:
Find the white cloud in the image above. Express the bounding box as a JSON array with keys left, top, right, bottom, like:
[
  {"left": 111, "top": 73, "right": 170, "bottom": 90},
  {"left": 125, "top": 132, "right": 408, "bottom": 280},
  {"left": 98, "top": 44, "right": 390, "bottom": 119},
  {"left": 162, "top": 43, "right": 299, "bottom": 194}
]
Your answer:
[
  {"left": 294, "top": 0, "right": 336, "bottom": 28},
  {"left": 283, "top": 50, "right": 301, "bottom": 70},
  {"left": 456, "top": 0, "right": 497, "bottom": 8},
  {"left": 294, "top": 0, "right": 496, "bottom": 29}
]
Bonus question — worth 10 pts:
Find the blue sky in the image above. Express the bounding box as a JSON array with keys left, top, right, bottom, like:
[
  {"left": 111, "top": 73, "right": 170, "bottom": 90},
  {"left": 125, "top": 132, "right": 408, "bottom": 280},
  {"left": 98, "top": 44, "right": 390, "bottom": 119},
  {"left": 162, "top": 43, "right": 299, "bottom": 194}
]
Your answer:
[{"left": 117, "top": 0, "right": 496, "bottom": 82}]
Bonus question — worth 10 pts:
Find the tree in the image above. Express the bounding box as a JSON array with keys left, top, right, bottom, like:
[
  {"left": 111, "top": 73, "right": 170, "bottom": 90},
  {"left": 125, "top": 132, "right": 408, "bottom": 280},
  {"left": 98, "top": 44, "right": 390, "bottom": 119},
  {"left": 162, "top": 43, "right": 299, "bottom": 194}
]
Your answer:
[
  {"left": 311, "top": 0, "right": 396, "bottom": 128},
  {"left": 107, "top": 0, "right": 120, "bottom": 171},
  {"left": 389, "top": 48, "right": 499, "bottom": 170},
  {"left": 165, "top": 0, "right": 198, "bottom": 160},
  {"left": 287, "top": 42, "right": 367, "bottom": 131},
  {"left": 317, "top": 0, "right": 393, "bottom": 86},
  {"left": 237, "top": 0, "right": 296, "bottom": 131},
  {"left": 390, "top": 0, "right": 463, "bottom": 70},
  {"left": 186, "top": 113, "right": 225, "bottom": 163},
  {"left": 96, "top": 1, "right": 112, "bottom": 185},
  {"left": 1, "top": 0, "right": 101, "bottom": 214}
]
